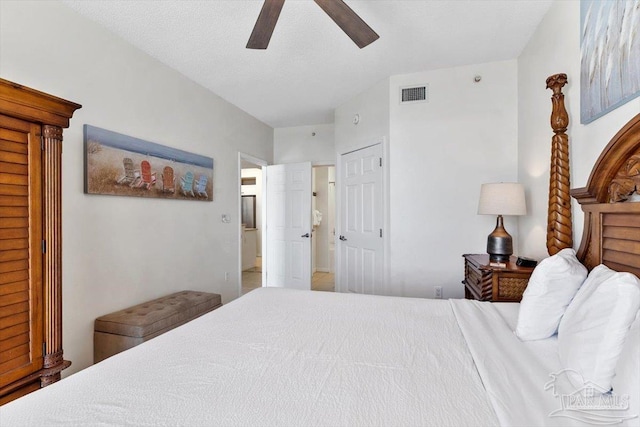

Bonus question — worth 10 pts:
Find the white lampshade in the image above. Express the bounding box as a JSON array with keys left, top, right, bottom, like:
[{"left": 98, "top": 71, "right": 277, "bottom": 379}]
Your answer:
[{"left": 477, "top": 183, "right": 526, "bottom": 216}]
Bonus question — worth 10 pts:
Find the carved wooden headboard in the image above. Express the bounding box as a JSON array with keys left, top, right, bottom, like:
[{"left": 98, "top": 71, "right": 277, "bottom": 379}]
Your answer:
[
  {"left": 545, "top": 74, "right": 640, "bottom": 277},
  {"left": 571, "top": 114, "right": 640, "bottom": 276}
]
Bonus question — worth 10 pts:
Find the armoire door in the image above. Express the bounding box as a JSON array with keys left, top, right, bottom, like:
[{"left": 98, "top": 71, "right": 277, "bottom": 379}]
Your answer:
[{"left": 0, "top": 113, "right": 43, "bottom": 389}]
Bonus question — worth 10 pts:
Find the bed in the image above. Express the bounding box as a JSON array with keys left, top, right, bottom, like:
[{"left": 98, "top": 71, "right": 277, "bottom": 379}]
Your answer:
[{"left": 1, "top": 77, "right": 639, "bottom": 427}]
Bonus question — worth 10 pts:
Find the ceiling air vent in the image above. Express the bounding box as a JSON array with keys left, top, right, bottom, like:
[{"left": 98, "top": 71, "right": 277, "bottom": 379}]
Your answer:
[{"left": 400, "top": 85, "right": 428, "bottom": 104}]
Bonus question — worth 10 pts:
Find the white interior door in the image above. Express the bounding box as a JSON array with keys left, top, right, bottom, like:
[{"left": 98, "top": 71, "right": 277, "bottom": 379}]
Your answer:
[
  {"left": 339, "top": 144, "right": 384, "bottom": 294},
  {"left": 265, "top": 162, "right": 312, "bottom": 290}
]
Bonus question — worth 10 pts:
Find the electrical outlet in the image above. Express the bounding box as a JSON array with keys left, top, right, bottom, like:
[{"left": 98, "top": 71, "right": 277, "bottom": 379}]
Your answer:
[
  {"left": 434, "top": 286, "right": 443, "bottom": 299},
  {"left": 224, "top": 272, "right": 229, "bottom": 282}
]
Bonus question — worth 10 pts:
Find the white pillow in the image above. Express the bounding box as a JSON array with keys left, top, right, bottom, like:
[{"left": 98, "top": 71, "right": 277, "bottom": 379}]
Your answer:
[
  {"left": 611, "top": 313, "right": 640, "bottom": 419},
  {"left": 558, "top": 265, "right": 640, "bottom": 392},
  {"left": 515, "top": 248, "right": 587, "bottom": 340}
]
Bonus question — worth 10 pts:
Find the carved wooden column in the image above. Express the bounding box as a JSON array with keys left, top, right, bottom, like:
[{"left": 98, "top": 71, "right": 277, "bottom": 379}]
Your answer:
[
  {"left": 41, "top": 124, "right": 70, "bottom": 386},
  {"left": 546, "top": 73, "right": 573, "bottom": 255}
]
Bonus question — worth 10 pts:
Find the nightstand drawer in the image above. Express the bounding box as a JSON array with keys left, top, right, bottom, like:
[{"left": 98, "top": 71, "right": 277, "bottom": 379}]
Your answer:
[
  {"left": 462, "top": 254, "right": 534, "bottom": 302},
  {"left": 463, "top": 260, "right": 491, "bottom": 300}
]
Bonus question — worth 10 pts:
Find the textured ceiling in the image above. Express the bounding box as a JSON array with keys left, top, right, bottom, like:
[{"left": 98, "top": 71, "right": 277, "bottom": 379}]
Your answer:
[{"left": 62, "top": 0, "right": 553, "bottom": 128}]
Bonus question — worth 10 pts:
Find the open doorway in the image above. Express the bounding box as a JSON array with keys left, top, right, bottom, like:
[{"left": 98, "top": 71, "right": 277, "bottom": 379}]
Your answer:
[
  {"left": 311, "top": 165, "right": 336, "bottom": 292},
  {"left": 238, "top": 158, "right": 336, "bottom": 295},
  {"left": 238, "top": 153, "right": 267, "bottom": 296}
]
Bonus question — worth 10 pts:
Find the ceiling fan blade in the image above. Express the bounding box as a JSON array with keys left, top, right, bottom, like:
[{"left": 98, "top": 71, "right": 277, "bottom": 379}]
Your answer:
[
  {"left": 247, "top": 0, "right": 285, "bottom": 49},
  {"left": 314, "top": 0, "right": 379, "bottom": 48}
]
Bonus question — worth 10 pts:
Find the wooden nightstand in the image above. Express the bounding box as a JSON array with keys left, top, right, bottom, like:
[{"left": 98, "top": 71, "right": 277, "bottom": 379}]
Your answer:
[{"left": 462, "top": 254, "right": 535, "bottom": 302}]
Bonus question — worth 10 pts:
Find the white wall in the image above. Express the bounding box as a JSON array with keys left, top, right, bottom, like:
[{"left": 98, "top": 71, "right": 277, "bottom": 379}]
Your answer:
[
  {"left": 0, "top": 0, "right": 273, "bottom": 375},
  {"left": 274, "top": 124, "right": 335, "bottom": 164},
  {"left": 388, "top": 61, "right": 519, "bottom": 298},
  {"left": 335, "top": 78, "right": 390, "bottom": 154},
  {"left": 517, "top": 0, "right": 640, "bottom": 261}
]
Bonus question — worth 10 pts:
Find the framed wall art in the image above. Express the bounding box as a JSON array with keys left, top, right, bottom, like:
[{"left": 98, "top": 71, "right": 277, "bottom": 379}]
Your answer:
[
  {"left": 84, "top": 125, "right": 214, "bottom": 201},
  {"left": 580, "top": 0, "right": 640, "bottom": 124}
]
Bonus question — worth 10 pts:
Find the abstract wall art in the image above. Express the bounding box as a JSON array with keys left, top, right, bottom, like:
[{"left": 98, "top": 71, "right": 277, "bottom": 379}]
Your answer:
[
  {"left": 580, "top": 0, "right": 640, "bottom": 124},
  {"left": 580, "top": 0, "right": 640, "bottom": 123}
]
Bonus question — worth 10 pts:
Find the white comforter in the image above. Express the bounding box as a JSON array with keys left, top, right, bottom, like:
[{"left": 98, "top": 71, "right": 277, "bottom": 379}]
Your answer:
[{"left": 0, "top": 288, "right": 563, "bottom": 426}]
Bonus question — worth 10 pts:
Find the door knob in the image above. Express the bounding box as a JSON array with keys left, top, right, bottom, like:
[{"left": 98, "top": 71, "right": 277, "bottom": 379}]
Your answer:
[
  {"left": 301, "top": 233, "right": 310, "bottom": 238},
  {"left": 339, "top": 235, "right": 347, "bottom": 241}
]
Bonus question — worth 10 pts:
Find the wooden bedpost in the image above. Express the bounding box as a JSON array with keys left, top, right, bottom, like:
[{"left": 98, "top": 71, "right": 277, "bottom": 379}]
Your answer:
[{"left": 546, "top": 73, "right": 573, "bottom": 255}]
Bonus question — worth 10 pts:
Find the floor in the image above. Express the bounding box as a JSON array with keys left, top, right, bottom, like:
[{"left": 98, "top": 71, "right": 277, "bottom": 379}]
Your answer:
[
  {"left": 241, "top": 260, "right": 262, "bottom": 295},
  {"left": 311, "top": 272, "right": 335, "bottom": 292},
  {"left": 241, "top": 257, "right": 335, "bottom": 295}
]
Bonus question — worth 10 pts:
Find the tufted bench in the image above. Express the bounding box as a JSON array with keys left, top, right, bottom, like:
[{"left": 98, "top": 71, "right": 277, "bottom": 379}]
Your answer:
[{"left": 94, "top": 290, "right": 222, "bottom": 363}]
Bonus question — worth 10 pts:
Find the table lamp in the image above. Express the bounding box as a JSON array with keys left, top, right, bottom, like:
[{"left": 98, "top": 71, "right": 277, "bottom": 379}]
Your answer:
[{"left": 477, "top": 183, "right": 526, "bottom": 262}]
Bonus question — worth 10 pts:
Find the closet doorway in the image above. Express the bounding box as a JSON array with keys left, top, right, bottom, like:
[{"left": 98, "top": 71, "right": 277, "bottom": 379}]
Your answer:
[{"left": 311, "top": 165, "right": 336, "bottom": 292}]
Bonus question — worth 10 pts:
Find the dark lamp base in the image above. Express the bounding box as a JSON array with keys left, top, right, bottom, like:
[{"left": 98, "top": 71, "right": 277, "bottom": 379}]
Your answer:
[
  {"left": 486, "top": 215, "right": 513, "bottom": 263},
  {"left": 489, "top": 254, "right": 510, "bottom": 263}
]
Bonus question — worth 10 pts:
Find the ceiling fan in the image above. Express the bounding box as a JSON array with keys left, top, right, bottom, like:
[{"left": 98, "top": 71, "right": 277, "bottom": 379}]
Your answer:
[{"left": 247, "top": 0, "right": 379, "bottom": 49}]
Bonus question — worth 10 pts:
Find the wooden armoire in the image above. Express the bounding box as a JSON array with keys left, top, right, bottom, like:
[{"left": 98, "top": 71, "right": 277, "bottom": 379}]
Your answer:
[{"left": 0, "top": 79, "right": 81, "bottom": 404}]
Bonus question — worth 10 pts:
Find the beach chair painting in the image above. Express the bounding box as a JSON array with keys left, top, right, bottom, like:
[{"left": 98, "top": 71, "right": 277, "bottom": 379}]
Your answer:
[
  {"left": 194, "top": 174, "right": 208, "bottom": 198},
  {"left": 84, "top": 125, "right": 213, "bottom": 201},
  {"left": 116, "top": 158, "right": 139, "bottom": 186},
  {"left": 161, "top": 166, "right": 175, "bottom": 194},
  {"left": 132, "top": 160, "right": 156, "bottom": 190},
  {"left": 180, "top": 171, "right": 195, "bottom": 197}
]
